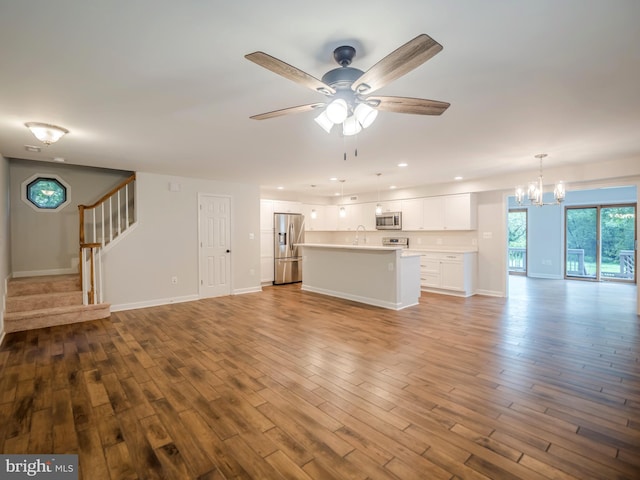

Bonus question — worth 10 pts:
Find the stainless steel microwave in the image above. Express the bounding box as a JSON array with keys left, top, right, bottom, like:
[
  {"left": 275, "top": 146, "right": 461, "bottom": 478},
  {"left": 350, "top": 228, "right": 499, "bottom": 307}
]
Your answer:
[{"left": 375, "top": 212, "right": 402, "bottom": 230}]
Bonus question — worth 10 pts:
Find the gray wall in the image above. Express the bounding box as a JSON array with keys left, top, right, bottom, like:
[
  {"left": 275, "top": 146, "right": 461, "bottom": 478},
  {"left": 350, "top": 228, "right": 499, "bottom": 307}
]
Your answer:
[
  {"left": 0, "top": 155, "right": 10, "bottom": 338},
  {"left": 102, "top": 171, "right": 261, "bottom": 310},
  {"left": 9, "top": 159, "right": 132, "bottom": 275}
]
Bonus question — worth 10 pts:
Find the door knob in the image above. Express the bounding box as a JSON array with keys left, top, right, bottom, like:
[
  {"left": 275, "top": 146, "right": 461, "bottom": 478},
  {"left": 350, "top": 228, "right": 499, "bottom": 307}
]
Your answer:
[{"left": 226, "top": 249, "right": 230, "bottom": 253}]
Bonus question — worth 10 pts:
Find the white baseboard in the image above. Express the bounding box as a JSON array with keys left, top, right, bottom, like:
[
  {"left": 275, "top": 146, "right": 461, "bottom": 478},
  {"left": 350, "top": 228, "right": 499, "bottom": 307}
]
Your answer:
[
  {"left": 301, "top": 285, "right": 412, "bottom": 311},
  {"left": 110, "top": 294, "right": 200, "bottom": 312},
  {"left": 233, "top": 286, "right": 262, "bottom": 295},
  {"left": 13, "top": 267, "right": 77, "bottom": 278},
  {"left": 527, "top": 273, "right": 563, "bottom": 280},
  {"left": 1, "top": 274, "right": 9, "bottom": 343},
  {"left": 475, "top": 289, "right": 506, "bottom": 297}
]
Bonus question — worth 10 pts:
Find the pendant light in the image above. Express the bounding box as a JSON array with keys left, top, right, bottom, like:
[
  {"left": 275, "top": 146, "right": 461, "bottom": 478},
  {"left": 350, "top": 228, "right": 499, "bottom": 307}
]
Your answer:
[
  {"left": 515, "top": 154, "right": 566, "bottom": 207},
  {"left": 375, "top": 173, "right": 383, "bottom": 215},
  {"left": 339, "top": 179, "right": 346, "bottom": 218}
]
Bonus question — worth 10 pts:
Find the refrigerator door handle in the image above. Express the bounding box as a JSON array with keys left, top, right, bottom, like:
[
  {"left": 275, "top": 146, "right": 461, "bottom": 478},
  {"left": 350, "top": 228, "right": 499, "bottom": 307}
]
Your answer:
[{"left": 289, "top": 223, "right": 294, "bottom": 252}]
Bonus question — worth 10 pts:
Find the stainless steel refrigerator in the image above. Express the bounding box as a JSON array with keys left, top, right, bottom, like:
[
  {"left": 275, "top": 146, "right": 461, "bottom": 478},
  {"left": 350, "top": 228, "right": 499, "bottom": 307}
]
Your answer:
[{"left": 274, "top": 213, "right": 305, "bottom": 284}]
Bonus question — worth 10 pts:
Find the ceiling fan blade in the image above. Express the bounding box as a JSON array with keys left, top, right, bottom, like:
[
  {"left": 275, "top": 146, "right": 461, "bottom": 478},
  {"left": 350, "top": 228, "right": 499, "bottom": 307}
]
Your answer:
[
  {"left": 250, "top": 102, "right": 325, "bottom": 120},
  {"left": 368, "top": 96, "right": 450, "bottom": 115},
  {"left": 245, "top": 52, "right": 336, "bottom": 95},
  {"left": 352, "top": 34, "right": 443, "bottom": 94}
]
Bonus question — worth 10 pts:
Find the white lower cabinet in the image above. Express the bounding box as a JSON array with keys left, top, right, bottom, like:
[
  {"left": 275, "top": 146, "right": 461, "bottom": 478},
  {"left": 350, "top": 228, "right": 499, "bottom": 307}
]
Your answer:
[{"left": 419, "top": 252, "right": 476, "bottom": 296}]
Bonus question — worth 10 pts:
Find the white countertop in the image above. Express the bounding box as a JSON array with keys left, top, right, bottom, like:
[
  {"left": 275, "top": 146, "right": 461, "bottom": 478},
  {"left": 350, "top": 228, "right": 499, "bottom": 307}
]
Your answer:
[
  {"left": 297, "top": 243, "right": 403, "bottom": 251},
  {"left": 297, "top": 243, "right": 477, "bottom": 254},
  {"left": 406, "top": 247, "right": 478, "bottom": 253}
]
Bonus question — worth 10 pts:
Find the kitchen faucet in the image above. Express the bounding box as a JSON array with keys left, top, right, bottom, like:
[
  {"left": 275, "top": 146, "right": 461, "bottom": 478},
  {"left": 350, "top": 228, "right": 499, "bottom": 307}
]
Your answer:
[{"left": 354, "top": 225, "right": 366, "bottom": 245}]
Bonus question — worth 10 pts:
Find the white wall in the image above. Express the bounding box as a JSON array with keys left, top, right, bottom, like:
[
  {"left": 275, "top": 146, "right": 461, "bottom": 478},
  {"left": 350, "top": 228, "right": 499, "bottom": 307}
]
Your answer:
[
  {"left": 508, "top": 186, "right": 638, "bottom": 279},
  {"left": 103, "top": 172, "right": 261, "bottom": 310},
  {"left": 0, "top": 155, "right": 11, "bottom": 339},
  {"left": 475, "top": 190, "right": 508, "bottom": 296}
]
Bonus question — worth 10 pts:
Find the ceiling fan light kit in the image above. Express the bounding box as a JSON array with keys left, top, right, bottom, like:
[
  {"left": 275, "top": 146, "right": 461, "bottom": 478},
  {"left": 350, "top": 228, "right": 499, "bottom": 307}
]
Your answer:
[{"left": 245, "top": 34, "right": 450, "bottom": 136}]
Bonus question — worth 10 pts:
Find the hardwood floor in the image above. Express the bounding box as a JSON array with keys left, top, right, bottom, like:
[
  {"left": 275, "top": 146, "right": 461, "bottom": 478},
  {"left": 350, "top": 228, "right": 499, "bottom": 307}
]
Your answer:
[{"left": 1, "top": 277, "right": 639, "bottom": 479}]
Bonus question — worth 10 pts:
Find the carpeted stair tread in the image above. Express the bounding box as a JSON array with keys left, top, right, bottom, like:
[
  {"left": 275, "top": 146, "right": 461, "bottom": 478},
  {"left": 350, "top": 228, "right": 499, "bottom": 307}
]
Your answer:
[
  {"left": 4, "top": 303, "right": 111, "bottom": 333},
  {"left": 6, "top": 291, "right": 83, "bottom": 313},
  {"left": 8, "top": 274, "right": 81, "bottom": 296}
]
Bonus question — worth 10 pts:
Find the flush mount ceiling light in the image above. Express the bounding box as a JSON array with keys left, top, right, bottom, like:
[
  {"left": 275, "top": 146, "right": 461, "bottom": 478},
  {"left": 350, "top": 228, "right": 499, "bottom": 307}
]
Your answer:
[
  {"left": 515, "top": 154, "right": 566, "bottom": 207},
  {"left": 25, "top": 122, "right": 69, "bottom": 145},
  {"left": 245, "top": 34, "right": 450, "bottom": 137}
]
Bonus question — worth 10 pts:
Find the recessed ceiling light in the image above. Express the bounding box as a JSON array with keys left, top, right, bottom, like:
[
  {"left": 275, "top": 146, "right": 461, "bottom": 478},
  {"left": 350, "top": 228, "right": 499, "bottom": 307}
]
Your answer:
[
  {"left": 397, "top": 162, "right": 408, "bottom": 167},
  {"left": 24, "top": 145, "right": 41, "bottom": 153},
  {"left": 277, "top": 186, "right": 284, "bottom": 190},
  {"left": 389, "top": 185, "right": 397, "bottom": 189},
  {"left": 454, "top": 176, "right": 463, "bottom": 181},
  {"left": 329, "top": 177, "right": 338, "bottom": 181}
]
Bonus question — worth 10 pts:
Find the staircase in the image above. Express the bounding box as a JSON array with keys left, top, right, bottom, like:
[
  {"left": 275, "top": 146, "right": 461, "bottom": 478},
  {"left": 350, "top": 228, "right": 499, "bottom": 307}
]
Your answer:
[{"left": 4, "top": 274, "right": 110, "bottom": 333}]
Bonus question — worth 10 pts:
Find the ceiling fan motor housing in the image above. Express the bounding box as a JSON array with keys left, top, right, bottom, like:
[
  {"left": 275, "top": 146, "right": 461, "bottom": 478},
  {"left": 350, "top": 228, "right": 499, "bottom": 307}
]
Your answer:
[{"left": 321, "top": 66, "right": 365, "bottom": 90}]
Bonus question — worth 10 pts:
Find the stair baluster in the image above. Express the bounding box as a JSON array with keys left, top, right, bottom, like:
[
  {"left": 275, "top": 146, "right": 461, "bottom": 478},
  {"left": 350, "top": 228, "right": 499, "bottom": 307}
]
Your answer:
[{"left": 78, "top": 173, "right": 136, "bottom": 303}]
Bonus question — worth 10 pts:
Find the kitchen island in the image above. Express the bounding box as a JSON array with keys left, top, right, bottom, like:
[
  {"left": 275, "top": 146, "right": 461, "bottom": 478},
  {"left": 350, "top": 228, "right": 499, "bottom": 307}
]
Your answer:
[{"left": 297, "top": 244, "right": 421, "bottom": 310}]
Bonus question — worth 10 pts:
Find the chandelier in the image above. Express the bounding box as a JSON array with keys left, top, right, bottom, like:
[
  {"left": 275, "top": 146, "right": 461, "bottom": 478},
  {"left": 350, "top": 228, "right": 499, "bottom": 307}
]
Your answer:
[{"left": 515, "top": 154, "right": 566, "bottom": 207}]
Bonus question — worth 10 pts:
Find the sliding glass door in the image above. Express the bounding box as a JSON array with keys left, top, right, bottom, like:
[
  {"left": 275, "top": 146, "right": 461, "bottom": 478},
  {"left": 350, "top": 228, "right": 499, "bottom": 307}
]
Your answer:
[
  {"left": 565, "top": 204, "right": 636, "bottom": 282},
  {"left": 601, "top": 205, "right": 636, "bottom": 281}
]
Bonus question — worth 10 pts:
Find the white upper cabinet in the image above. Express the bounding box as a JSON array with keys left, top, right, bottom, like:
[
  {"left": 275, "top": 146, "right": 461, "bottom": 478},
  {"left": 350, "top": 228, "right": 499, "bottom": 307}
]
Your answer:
[
  {"left": 442, "top": 193, "right": 477, "bottom": 230},
  {"left": 400, "top": 198, "right": 425, "bottom": 231},
  {"left": 294, "top": 193, "right": 476, "bottom": 232},
  {"left": 337, "top": 204, "right": 358, "bottom": 230},
  {"left": 422, "top": 196, "right": 445, "bottom": 230},
  {"left": 377, "top": 200, "right": 402, "bottom": 213},
  {"left": 260, "top": 200, "right": 274, "bottom": 230},
  {"left": 324, "top": 205, "right": 339, "bottom": 231},
  {"left": 422, "top": 194, "right": 477, "bottom": 231},
  {"left": 360, "top": 203, "right": 377, "bottom": 231},
  {"left": 335, "top": 203, "right": 377, "bottom": 231},
  {"left": 272, "top": 200, "right": 302, "bottom": 214},
  {"left": 302, "top": 204, "right": 325, "bottom": 231}
]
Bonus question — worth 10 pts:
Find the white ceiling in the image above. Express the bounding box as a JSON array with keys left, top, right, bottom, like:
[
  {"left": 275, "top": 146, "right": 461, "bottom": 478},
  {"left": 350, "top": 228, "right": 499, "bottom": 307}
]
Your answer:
[{"left": 1, "top": 1, "right": 639, "bottom": 198}]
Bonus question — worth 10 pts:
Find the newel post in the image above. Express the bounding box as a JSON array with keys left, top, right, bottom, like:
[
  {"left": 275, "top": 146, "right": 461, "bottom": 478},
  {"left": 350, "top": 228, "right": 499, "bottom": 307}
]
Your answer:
[{"left": 78, "top": 204, "right": 85, "bottom": 286}]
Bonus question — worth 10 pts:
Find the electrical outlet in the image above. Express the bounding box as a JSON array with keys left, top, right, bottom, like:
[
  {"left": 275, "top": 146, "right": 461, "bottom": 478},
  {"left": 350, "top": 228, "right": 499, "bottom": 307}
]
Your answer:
[{"left": 171, "top": 276, "right": 178, "bottom": 284}]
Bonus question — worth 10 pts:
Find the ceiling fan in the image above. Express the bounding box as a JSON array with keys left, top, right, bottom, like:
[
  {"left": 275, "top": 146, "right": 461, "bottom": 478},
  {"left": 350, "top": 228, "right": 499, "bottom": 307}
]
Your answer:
[{"left": 245, "top": 34, "right": 450, "bottom": 136}]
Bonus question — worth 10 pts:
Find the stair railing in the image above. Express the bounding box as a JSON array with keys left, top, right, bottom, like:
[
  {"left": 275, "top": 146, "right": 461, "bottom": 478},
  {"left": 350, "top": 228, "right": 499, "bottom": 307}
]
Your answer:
[
  {"left": 80, "top": 242, "right": 102, "bottom": 305},
  {"left": 78, "top": 173, "right": 136, "bottom": 303}
]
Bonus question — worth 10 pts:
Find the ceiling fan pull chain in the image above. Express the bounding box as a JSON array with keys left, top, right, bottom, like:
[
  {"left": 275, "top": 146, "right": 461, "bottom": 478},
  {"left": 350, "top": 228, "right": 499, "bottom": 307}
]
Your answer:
[
  {"left": 343, "top": 135, "right": 347, "bottom": 161},
  {"left": 355, "top": 133, "right": 358, "bottom": 157}
]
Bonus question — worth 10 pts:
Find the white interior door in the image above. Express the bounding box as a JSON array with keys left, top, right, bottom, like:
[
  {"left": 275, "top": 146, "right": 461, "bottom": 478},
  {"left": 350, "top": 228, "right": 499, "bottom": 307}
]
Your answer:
[{"left": 199, "top": 194, "right": 231, "bottom": 298}]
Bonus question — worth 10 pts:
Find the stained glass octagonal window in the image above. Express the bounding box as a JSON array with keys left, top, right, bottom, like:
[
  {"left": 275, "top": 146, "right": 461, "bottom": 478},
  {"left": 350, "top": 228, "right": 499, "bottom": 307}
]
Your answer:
[{"left": 21, "top": 174, "right": 71, "bottom": 211}]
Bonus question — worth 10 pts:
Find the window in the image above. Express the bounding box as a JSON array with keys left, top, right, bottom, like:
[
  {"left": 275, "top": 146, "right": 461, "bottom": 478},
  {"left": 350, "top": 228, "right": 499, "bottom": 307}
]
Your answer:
[
  {"left": 508, "top": 209, "right": 527, "bottom": 275},
  {"left": 21, "top": 174, "right": 71, "bottom": 212}
]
